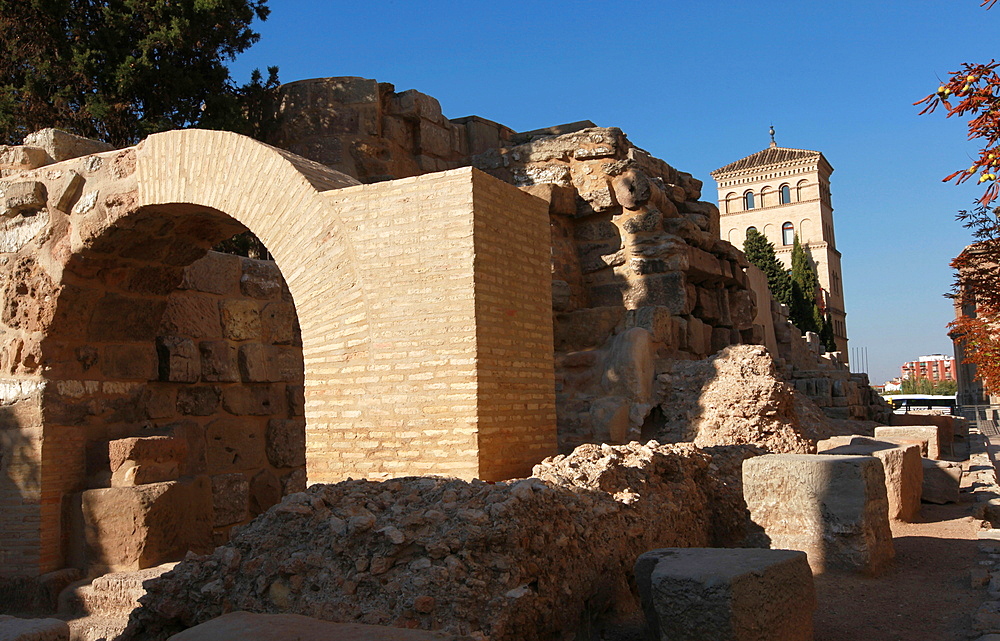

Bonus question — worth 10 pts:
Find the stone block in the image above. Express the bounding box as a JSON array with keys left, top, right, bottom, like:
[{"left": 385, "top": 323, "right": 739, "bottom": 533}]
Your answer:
[
  {"left": 287, "top": 385, "right": 305, "bottom": 417},
  {"left": 822, "top": 440, "right": 923, "bottom": 522},
  {"left": 180, "top": 251, "right": 241, "bottom": 295},
  {"left": 176, "top": 386, "right": 220, "bottom": 416},
  {"left": 249, "top": 468, "right": 282, "bottom": 516},
  {"left": 220, "top": 300, "right": 261, "bottom": 342},
  {"left": 100, "top": 344, "right": 157, "bottom": 380},
  {"left": 164, "top": 611, "right": 465, "bottom": 641},
  {"left": 634, "top": 548, "right": 814, "bottom": 641},
  {"left": 159, "top": 294, "right": 222, "bottom": 339},
  {"left": 623, "top": 272, "right": 689, "bottom": 313},
  {"left": 874, "top": 425, "right": 942, "bottom": 459},
  {"left": 238, "top": 343, "right": 280, "bottom": 382},
  {"left": 107, "top": 435, "right": 187, "bottom": 487},
  {"left": 22, "top": 128, "right": 114, "bottom": 161},
  {"left": 922, "top": 458, "right": 962, "bottom": 504},
  {"left": 266, "top": 418, "right": 306, "bottom": 468},
  {"left": 81, "top": 476, "right": 213, "bottom": 572},
  {"left": 3, "top": 181, "right": 47, "bottom": 214},
  {"left": 553, "top": 307, "right": 624, "bottom": 351},
  {"left": 240, "top": 258, "right": 283, "bottom": 299},
  {"left": 261, "top": 301, "right": 298, "bottom": 345},
  {"left": 222, "top": 384, "right": 284, "bottom": 416},
  {"left": 743, "top": 454, "right": 894, "bottom": 575},
  {"left": 156, "top": 336, "right": 200, "bottom": 383},
  {"left": 206, "top": 418, "right": 266, "bottom": 472},
  {"left": 211, "top": 472, "right": 249, "bottom": 527},
  {"left": 0, "top": 615, "right": 69, "bottom": 640},
  {"left": 199, "top": 340, "right": 240, "bottom": 382}
]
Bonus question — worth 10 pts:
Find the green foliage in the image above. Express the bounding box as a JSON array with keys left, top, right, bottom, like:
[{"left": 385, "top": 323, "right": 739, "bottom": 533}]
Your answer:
[
  {"left": 900, "top": 377, "right": 958, "bottom": 395},
  {"left": 789, "top": 235, "right": 821, "bottom": 335},
  {"left": 820, "top": 313, "right": 837, "bottom": 352},
  {"left": 743, "top": 228, "right": 792, "bottom": 306},
  {"left": 0, "top": 0, "right": 274, "bottom": 146}
]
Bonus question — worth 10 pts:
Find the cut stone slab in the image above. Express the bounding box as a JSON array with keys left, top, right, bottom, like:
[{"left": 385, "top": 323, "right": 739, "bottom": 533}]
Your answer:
[
  {"left": 22, "top": 128, "right": 114, "bottom": 162},
  {"left": 743, "top": 454, "right": 894, "bottom": 575},
  {"left": 821, "top": 440, "right": 923, "bottom": 522},
  {"left": 922, "top": 458, "right": 963, "bottom": 504},
  {"left": 0, "top": 615, "right": 69, "bottom": 641},
  {"left": 874, "top": 425, "right": 942, "bottom": 460},
  {"left": 634, "top": 548, "right": 815, "bottom": 641},
  {"left": 165, "top": 611, "right": 466, "bottom": 640}
]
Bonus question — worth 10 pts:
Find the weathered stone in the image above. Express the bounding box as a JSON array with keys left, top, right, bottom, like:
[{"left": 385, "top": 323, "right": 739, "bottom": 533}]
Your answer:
[
  {"left": 108, "top": 435, "right": 187, "bottom": 476},
  {"left": 874, "top": 425, "right": 943, "bottom": 460},
  {"left": 23, "top": 128, "right": 114, "bottom": 162},
  {"left": 261, "top": 301, "right": 298, "bottom": 345},
  {"left": 240, "top": 258, "right": 283, "bottom": 299},
  {"left": 287, "top": 385, "right": 305, "bottom": 417},
  {"left": 612, "top": 169, "right": 651, "bottom": 210},
  {"left": 266, "top": 418, "right": 306, "bottom": 468},
  {"left": 211, "top": 473, "right": 250, "bottom": 527},
  {"left": 199, "top": 341, "right": 240, "bottom": 382},
  {"left": 634, "top": 548, "right": 814, "bottom": 641},
  {"left": 180, "top": 251, "right": 241, "bottom": 295},
  {"left": 220, "top": 300, "right": 262, "bottom": 342},
  {"left": 4, "top": 181, "right": 47, "bottom": 214},
  {"left": 160, "top": 294, "right": 222, "bottom": 339},
  {"left": 554, "top": 307, "right": 625, "bottom": 351},
  {"left": 0, "top": 615, "right": 69, "bottom": 641},
  {"left": 206, "top": 418, "right": 266, "bottom": 473},
  {"left": 743, "top": 454, "right": 894, "bottom": 575},
  {"left": 164, "top": 611, "right": 464, "bottom": 641},
  {"left": 0, "top": 209, "right": 50, "bottom": 253},
  {"left": 922, "top": 458, "right": 962, "bottom": 504},
  {"left": 249, "top": 469, "right": 283, "bottom": 516},
  {"left": 101, "top": 344, "right": 158, "bottom": 380},
  {"left": 0, "top": 145, "right": 52, "bottom": 172},
  {"left": 222, "top": 384, "right": 284, "bottom": 416},
  {"left": 238, "top": 343, "right": 279, "bottom": 382},
  {"left": 176, "top": 386, "right": 221, "bottom": 416},
  {"left": 156, "top": 336, "right": 200, "bottom": 383},
  {"left": 821, "top": 440, "right": 923, "bottom": 522},
  {"left": 81, "top": 476, "right": 213, "bottom": 572},
  {"left": 89, "top": 294, "right": 166, "bottom": 342}
]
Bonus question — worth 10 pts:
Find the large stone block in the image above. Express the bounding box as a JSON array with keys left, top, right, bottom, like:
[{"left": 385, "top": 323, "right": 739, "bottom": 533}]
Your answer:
[
  {"left": 821, "top": 440, "right": 923, "bottom": 522},
  {"left": 206, "top": 418, "right": 266, "bottom": 473},
  {"left": 874, "top": 425, "right": 943, "bottom": 460},
  {"left": 266, "top": 418, "right": 306, "bottom": 468},
  {"left": 922, "top": 458, "right": 962, "bottom": 504},
  {"left": 743, "top": 454, "right": 894, "bottom": 575},
  {"left": 108, "top": 435, "right": 187, "bottom": 487},
  {"left": 211, "top": 473, "right": 249, "bottom": 527},
  {"left": 22, "top": 128, "right": 114, "bottom": 162},
  {"left": 165, "top": 611, "right": 464, "bottom": 641},
  {"left": 634, "top": 548, "right": 815, "bottom": 641},
  {"left": 0, "top": 615, "right": 69, "bottom": 641},
  {"left": 180, "top": 251, "right": 241, "bottom": 295},
  {"left": 156, "top": 336, "right": 200, "bottom": 383},
  {"left": 81, "top": 476, "right": 212, "bottom": 572}
]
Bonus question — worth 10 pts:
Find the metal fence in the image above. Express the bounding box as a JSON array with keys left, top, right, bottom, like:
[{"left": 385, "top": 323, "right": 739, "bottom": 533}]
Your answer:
[{"left": 959, "top": 404, "right": 1000, "bottom": 435}]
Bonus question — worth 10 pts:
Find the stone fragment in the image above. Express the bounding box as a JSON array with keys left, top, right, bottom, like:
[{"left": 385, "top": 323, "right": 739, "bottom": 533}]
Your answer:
[
  {"left": 240, "top": 258, "right": 283, "bottom": 299},
  {"left": 743, "top": 454, "right": 894, "bottom": 575},
  {"left": 922, "top": 458, "right": 962, "bottom": 504},
  {"left": 220, "top": 300, "right": 261, "bottom": 342},
  {"left": 634, "top": 548, "right": 815, "bottom": 641},
  {"left": 199, "top": 341, "right": 240, "bottom": 382},
  {"left": 4, "top": 181, "right": 47, "bottom": 214},
  {"left": 81, "top": 476, "right": 213, "bottom": 572},
  {"left": 156, "top": 336, "right": 200, "bottom": 383},
  {"left": 874, "top": 425, "right": 942, "bottom": 459},
  {"left": 212, "top": 473, "right": 250, "bottom": 527},
  {"left": 0, "top": 208, "right": 50, "bottom": 253},
  {"left": 611, "top": 169, "right": 650, "bottom": 210},
  {"left": 164, "top": 611, "right": 463, "bottom": 641},
  {"left": 0, "top": 615, "right": 69, "bottom": 641},
  {"left": 23, "top": 128, "right": 114, "bottom": 162},
  {"left": 266, "top": 418, "right": 306, "bottom": 468},
  {"left": 52, "top": 170, "right": 84, "bottom": 212},
  {"left": 821, "top": 440, "right": 923, "bottom": 522}
]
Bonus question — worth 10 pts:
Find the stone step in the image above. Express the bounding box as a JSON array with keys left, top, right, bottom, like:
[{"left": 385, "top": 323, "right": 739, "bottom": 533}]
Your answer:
[
  {"left": 59, "top": 563, "right": 176, "bottom": 620},
  {"left": 66, "top": 613, "right": 130, "bottom": 641}
]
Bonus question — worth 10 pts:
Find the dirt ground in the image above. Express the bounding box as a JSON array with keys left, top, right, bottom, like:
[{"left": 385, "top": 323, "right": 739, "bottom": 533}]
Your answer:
[{"left": 813, "top": 498, "right": 987, "bottom": 641}]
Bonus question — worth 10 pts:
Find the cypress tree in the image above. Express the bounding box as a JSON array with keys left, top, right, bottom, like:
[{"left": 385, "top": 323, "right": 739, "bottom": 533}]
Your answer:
[
  {"left": 743, "top": 228, "right": 792, "bottom": 306},
  {"left": 789, "top": 235, "right": 821, "bottom": 335}
]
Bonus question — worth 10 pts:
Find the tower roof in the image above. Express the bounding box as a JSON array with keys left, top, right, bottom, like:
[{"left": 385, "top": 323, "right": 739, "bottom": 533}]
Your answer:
[{"left": 711, "top": 146, "right": 828, "bottom": 177}]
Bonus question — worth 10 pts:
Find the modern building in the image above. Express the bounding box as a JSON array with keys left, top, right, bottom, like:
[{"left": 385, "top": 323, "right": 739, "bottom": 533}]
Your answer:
[
  {"left": 711, "top": 131, "right": 848, "bottom": 353},
  {"left": 900, "top": 355, "right": 956, "bottom": 384}
]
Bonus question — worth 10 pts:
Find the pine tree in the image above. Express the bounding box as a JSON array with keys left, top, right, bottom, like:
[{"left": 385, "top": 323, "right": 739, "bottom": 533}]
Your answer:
[{"left": 743, "top": 228, "right": 792, "bottom": 306}]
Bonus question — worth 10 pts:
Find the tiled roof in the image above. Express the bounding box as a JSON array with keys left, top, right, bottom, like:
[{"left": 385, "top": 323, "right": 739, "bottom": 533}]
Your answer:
[{"left": 711, "top": 146, "right": 821, "bottom": 176}]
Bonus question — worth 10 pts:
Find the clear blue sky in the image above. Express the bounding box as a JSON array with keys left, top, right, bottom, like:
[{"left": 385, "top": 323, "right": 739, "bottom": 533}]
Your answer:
[{"left": 229, "top": 0, "right": 996, "bottom": 384}]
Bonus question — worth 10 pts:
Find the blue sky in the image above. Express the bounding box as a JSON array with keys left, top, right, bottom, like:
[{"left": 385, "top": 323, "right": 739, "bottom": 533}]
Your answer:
[{"left": 229, "top": 0, "right": 996, "bottom": 383}]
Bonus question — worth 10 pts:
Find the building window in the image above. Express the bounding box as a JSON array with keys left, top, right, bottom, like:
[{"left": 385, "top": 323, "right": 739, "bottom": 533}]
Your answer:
[
  {"left": 746, "top": 226, "right": 757, "bottom": 238},
  {"left": 744, "top": 191, "right": 755, "bottom": 210},
  {"left": 796, "top": 180, "right": 808, "bottom": 201},
  {"left": 782, "top": 221, "right": 794, "bottom": 246},
  {"left": 780, "top": 184, "right": 791, "bottom": 204}
]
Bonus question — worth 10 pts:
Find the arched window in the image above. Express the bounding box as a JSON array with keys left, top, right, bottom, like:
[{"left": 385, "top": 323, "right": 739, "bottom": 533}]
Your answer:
[
  {"left": 725, "top": 192, "right": 737, "bottom": 213},
  {"left": 796, "top": 180, "right": 808, "bottom": 201},
  {"left": 744, "top": 191, "right": 755, "bottom": 210},
  {"left": 746, "top": 226, "right": 757, "bottom": 239},
  {"left": 780, "top": 184, "right": 791, "bottom": 204},
  {"left": 782, "top": 221, "right": 795, "bottom": 246},
  {"left": 760, "top": 186, "right": 773, "bottom": 208}
]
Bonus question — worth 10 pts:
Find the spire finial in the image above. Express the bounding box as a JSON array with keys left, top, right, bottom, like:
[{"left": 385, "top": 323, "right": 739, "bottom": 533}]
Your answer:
[{"left": 769, "top": 124, "right": 776, "bottom": 148}]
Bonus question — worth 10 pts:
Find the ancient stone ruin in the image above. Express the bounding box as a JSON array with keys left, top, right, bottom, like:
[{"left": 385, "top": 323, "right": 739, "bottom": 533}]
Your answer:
[{"left": 0, "top": 78, "right": 907, "bottom": 639}]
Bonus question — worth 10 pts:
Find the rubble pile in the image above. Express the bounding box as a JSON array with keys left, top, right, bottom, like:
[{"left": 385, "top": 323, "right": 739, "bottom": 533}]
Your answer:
[
  {"left": 122, "top": 442, "right": 752, "bottom": 641},
  {"left": 654, "top": 345, "right": 842, "bottom": 453}
]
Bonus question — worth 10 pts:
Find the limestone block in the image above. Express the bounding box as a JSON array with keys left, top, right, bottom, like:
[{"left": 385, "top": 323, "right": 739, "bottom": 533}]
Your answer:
[
  {"left": 0, "top": 615, "right": 69, "bottom": 641},
  {"left": 0, "top": 145, "right": 52, "bottom": 172},
  {"left": 222, "top": 384, "right": 283, "bottom": 416},
  {"left": 100, "top": 344, "right": 157, "bottom": 380},
  {"left": 220, "top": 300, "right": 261, "bottom": 342},
  {"left": 266, "top": 418, "right": 306, "bottom": 468},
  {"left": 0, "top": 209, "right": 50, "bottom": 253},
  {"left": 180, "top": 251, "right": 241, "bottom": 295},
  {"left": 198, "top": 341, "right": 240, "bottom": 382},
  {"left": 612, "top": 169, "right": 651, "bottom": 210},
  {"left": 156, "top": 336, "right": 200, "bottom": 383},
  {"left": 922, "top": 458, "right": 962, "bottom": 504},
  {"left": 206, "top": 418, "right": 266, "bottom": 472},
  {"left": 176, "top": 386, "right": 220, "bottom": 416},
  {"left": 822, "top": 441, "right": 923, "bottom": 522},
  {"left": 600, "top": 328, "right": 653, "bottom": 403},
  {"left": 81, "top": 476, "right": 213, "bottom": 572},
  {"left": 742, "top": 454, "right": 894, "bottom": 575},
  {"left": 211, "top": 473, "right": 249, "bottom": 527},
  {"left": 874, "top": 425, "right": 942, "bottom": 459},
  {"left": 634, "top": 548, "right": 814, "bottom": 641},
  {"left": 165, "top": 611, "right": 464, "bottom": 641},
  {"left": 23, "top": 128, "right": 114, "bottom": 161},
  {"left": 238, "top": 343, "right": 279, "bottom": 382},
  {"left": 108, "top": 435, "right": 187, "bottom": 487},
  {"left": 240, "top": 258, "right": 282, "bottom": 299},
  {"left": 3, "top": 181, "right": 47, "bottom": 214},
  {"left": 159, "top": 294, "right": 222, "bottom": 339},
  {"left": 261, "top": 301, "right": 298, "bottom": 345}
]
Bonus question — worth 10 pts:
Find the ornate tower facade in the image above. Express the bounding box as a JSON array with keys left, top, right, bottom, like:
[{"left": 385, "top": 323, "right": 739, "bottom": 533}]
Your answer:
[{"left": 710, "top": 138, "right": 848, "bottom": 354}]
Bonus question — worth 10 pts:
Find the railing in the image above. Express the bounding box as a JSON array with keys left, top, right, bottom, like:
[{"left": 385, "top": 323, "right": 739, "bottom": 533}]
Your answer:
[{"left": 959, "top": 404, "right": 1000, "bottom": 435}]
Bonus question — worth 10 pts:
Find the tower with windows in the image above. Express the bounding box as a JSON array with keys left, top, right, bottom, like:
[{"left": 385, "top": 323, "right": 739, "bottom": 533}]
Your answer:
[{"left": 710, "top": 132, "right": 848, "bottom": 353}]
